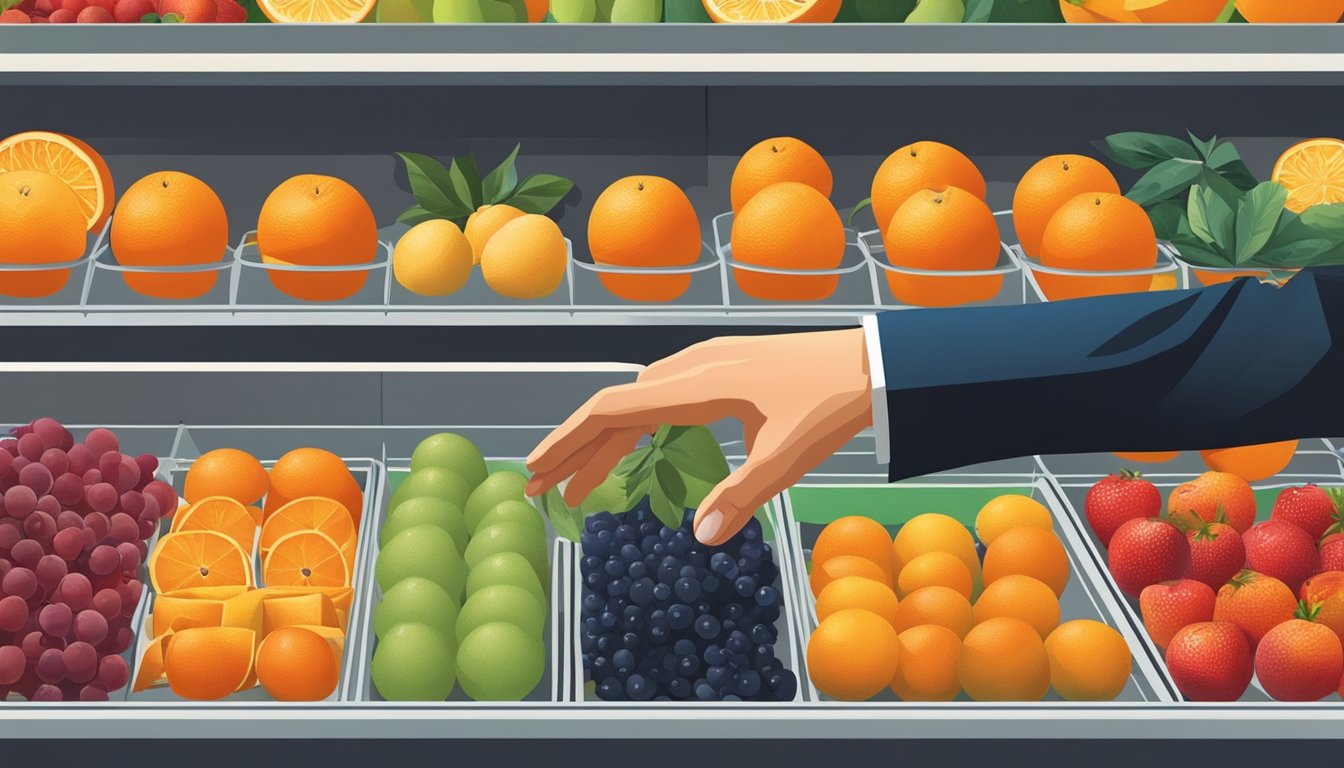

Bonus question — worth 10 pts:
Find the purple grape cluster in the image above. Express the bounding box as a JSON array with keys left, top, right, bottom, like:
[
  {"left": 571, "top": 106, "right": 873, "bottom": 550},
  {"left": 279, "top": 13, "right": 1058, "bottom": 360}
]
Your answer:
[{"left": 0, "top": 418, "right": 174, "bottom": 702}]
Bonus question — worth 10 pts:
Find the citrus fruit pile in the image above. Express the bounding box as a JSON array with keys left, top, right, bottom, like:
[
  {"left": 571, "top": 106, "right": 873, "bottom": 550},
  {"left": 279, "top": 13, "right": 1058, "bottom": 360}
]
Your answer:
[
  {"left": 1084, "top": 468, "right": 1344, "bottom": 701},
  {"left": 806, "top": 498, "right": 1132, "bottom": 702},
  {"left": 394, "top": 208, "right": 568, "bottom": 301},
  {"left": 0, "top": 418, "right": 170, "bottom": 702},
  {"left": 133, "top": 446, "right": 362, "bottom": 701},
  {"left": 371, "top": 432, "right": 550, "bottom": 701}
]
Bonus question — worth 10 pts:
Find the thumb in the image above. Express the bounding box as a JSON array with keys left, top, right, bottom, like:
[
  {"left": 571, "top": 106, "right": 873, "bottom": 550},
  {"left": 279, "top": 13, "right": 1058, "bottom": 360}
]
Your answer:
[{"left": 692, "top": 428, "right": 796, "bottom": 547}]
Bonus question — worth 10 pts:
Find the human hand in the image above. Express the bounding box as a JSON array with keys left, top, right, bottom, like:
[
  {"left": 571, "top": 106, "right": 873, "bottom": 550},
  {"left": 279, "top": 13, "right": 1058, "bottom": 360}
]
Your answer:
[{"left": 526, "top": 328, "right": 873, "bottom": 545}]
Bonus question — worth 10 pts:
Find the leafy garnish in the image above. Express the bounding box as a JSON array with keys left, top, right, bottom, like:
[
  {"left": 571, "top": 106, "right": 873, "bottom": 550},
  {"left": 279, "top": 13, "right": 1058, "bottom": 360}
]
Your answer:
[{"left": 394, "top": 144, "right": 575, "bottom": 229}]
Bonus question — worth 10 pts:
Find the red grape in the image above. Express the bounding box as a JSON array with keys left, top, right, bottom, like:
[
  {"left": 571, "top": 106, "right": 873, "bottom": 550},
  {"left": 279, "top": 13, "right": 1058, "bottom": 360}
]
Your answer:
[
  {"left": 97, "top": 452, "right": 120, "bottom": 483},
  {"left": 51, "top": 529, "right": 84, "bottom": 562},
  {"left": 81, "top": 469, "right": 102, "bottom": 486},
  {"left": 111, "top": 455, "right": 140, "bottom": 494},
  {"left": 134, "top": 453, "right": 158, "bottom": 483},
  {"left": 0, "top": 559, "right": 10, "bottom": 581},
  {"left": 17, "top": 434, "right": 44, "bottom": 462},
  {"left": 87, "top": 545, "right": 118, "bottom": 577},
  {"left": 136, "top": 515, "right": 156, "bottom": 540},
  {"left": 34, "top": 555, "right": 66, "bottom": 591},
  {"left": 72, "top": 610, "right": 106, "bottom": 646},
  {"left": 91, "top": 588, "right": 120, "bottom": 620},
  {"left": 119, "top": 491, "right": 145, "bottom": 518},
  {"left": 66, "top": 445, "right": 94, "bottom": 476},
  {"left": 143, "top": 481, "right": 178, "bottom": 521},
  {"left": 115, "top": 580, "right": 142, "bottom": 617},
  {"left": 37, "top": 602, "right": 71, "bottom": 638},
  {"left": 86, "top": 483, "right": 116, "bottom": 515},
  {"left": 23, "top": 511, "right": 56, "bottom": 543},
  {"left": 0, "top": 451, "right": 12, "bottom": 479},
  {"left": 10, "top": 539, "right": 41, "bottom": 569},
  {"left": 30, "top": 419, "right": 68, "bottom": 453},
  {"left": 51, "top": 473, "right": 82, "bottom": 506},
  {"left": 4, "top": 485, "right": 37, "bottom": 519},
  {"left": 0, "top": 644, "right": 23, "bottom": 684},
  {"left": 114, "top": 542, "right": 140, "bottom": 571},
  {"left": 54, "top": 510, "right": 83, "bottom": 532},
  {"left": 0, "top": 440, "right": 15, "bottom": 456},
  {"left": 64, "top": 641, "right": 98, "bottom": 685},
  {"left": 18, "top": 463, "right": 52, "bottom": 496},
  {"left": 30, "top": 683, "right": 62, "bottom": 701},
  {"left": 34, "top": 495, "right": 59, "bottom": 517},
  {"left": 39, "top": 448, "right": 68, "bottom": 478},
  {"left": 83, "top": 429, "right": 118, "bottom": 458},
  {"left": 108, "top": 513, "right": 137, "bottom": 544},
  {"left": 83, "top": 512, "right": 109, "bottom": 543},
  {"left": 0, "top": 595, "right": 31, "bottom": 632},
  {"left": 0, "top": 520, "right": 21, "bottom": 551},
  {"left": 79, "top": 682, "right": 109, "bottom": 701},
  {"left": 2, "top": 566, "right": 37, "bottom": 599},
  {"left": 55, "top": 573, "right": 91, "bottom": 612},
  {"left": 35, "top": 647, "right": 64, "bottom": 683},
  {"left": 96, "top": 654, "right": 128, "bottom": 691},
  {"left": 108, "top": 626, "right": 133, "bottom": 654},
  {"left": 20, "top": 630, "right": 47, "bottom": 662}
]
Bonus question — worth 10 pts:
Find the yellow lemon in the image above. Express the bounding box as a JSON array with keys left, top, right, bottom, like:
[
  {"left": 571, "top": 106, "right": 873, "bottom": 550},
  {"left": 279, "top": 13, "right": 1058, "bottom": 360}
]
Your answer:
[
  {"left": 393, "top": 219, "right": 473, "bottom": 297},
  {"left": 481, "top": 214, "right": 568, "bottom": 300}
]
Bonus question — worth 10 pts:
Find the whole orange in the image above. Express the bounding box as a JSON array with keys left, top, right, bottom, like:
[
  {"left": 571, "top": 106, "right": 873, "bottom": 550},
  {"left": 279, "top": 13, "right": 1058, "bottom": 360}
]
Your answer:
[
  {"left": 0, "top": 170, "right": 86, "bottom": 298},
  {"left": 811, "top": 515, "right": 893, "bottom": 581},
  {"left": 184, "top": 447, "right": 269, "bottom": 506},
  {"left": 1236, "top": 0, "right": 1344, "bottom": 22},
  {"left": 958, "top": 617, "right": 1051, "bottom": 701},
  {"left": 889, "top": 624, "right": 962, "bottom": 701},
  {"left": 257, "top": 174, "right": 378, "bottom": 302},
  {"left": 1301, "top": 571, "right": 1344, "bottom": 645},
  {"left": 1255, "top": 618, "right": 1343, "bottom": 701},
  {"left": 809, "top": 554, "right": 889, "bottom": 597},
  {"left": 730, "top": 137, "right": 832, "bottom": 214},
  {"left": 0, "top": 131, "right": 115, "bottom": 232},
  {"left": 982, "top": 526, "right": 1071, "bottom": 598},
  {"left": 893, "top": 585, "right": 974, "bottom": 638},
  {"left": 898, "top": 551, "right": 973, "bottom": 600},
  {"left": 1038, "top": 192, "right": 1157, "bottom": 300},
  {"left": 1012, "top": 155, "right": 1120, "bottom": 257},
  {"left": 163, "top": 626, "right": 255, "bottom": 701},
  {"left": 1113, "top": 451, "right": 1180, "bottom": 463},
  {"left": 973, "top": 574, "right": 1061, "bottom": 638},
  {"left": 1213, "top": 570, "right": 1297, "bottom": 649},
  {"left": 1167, "top": 471, "right": 1256, "bottom": 533},
  {"left": 806, "top": 608, "right": 900, "bottom": 701},
  {"left": 464, "top": 204, "right": 525, "bottom": 265},
  {"left": 815, "top": 575, "right": 901, "bottom": 630},
  {"left": 730, "top": 181, "right": 845, "bottom": 301},
  {"left": 588, "top": 176, "right": 701, "bottom": 302},
  {"left": 265, "top": 447, "right": 363, "bottom": 528},
  {"left": 1130, "top": 0, "right": 1229, "bottom": 22},
  {"left": 111, "top": 171, "right": 229, "bottom": 299},
  {"left": 1059, "top": 0, "right": 1139, "bottom": 21},
  {"left": 870, "top": 141, "right": 985, "bottom": 234},
  {"left": 1044, "top": 619, "right": 1132, "bottom": 701},
  {"left": 884, "top": 186, "right": 1002, "bottom": 307},
  {"left": 256, "top": 626, "right": 340, "bottom": 701},
  {"left": 1200, "top": 439, "right": 1298, "bottom": 483}
]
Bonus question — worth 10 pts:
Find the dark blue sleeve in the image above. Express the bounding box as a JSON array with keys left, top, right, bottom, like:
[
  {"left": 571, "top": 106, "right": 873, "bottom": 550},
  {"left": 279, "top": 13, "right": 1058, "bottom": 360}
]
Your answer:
[{"left": 874, "top": 267, "right": 1344, "bottom": 481}]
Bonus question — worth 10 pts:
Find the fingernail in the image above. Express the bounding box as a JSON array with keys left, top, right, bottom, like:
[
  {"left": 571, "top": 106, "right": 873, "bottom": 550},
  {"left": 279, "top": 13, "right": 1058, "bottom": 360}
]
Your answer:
[
  {"left": 695, "top": 509, "right": 724, "bottom": 545},
  {"left": 524, "top": 478, "right": 544, "bottom": 497}
]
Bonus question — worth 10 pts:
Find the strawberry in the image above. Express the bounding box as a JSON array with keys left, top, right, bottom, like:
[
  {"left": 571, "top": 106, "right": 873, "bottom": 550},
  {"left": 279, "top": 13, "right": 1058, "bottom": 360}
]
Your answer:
[
  {"left": 1213, "top": 569, "right": 1297, "bottom": 648},
  {"left": 1183, "top": 521, "right": 1245, "bottom": 590},
  {"left": 1321, "top": 533, "right": 1344, "bottom": 573},
  {"left": 1243, "top": 519, "right": 1319, "bottom": 593},
  {"left": 214, "top": 0, "right": 243, "bottom": 21},
  {"left": 1270, "top": 484, "right": 1342, "bottom": 542},
  {"left": 1254, "top": 604, "right": 1343, "bottom": 702},
  {"left": 1165, "top": 621, "right": 1253, "bottom": 701},
  {"left": 1139, "top": 579, "right": 1216, "bottom": 649},
  {"left": 1168, "top": 471, "right": 1256, "bottom": 534},
  {"left": 1085, "top": 469, "right": 1161, "bottom": 547},
  {"left": 1108, "top": 517, "right": 1190, "bottom": 598}
]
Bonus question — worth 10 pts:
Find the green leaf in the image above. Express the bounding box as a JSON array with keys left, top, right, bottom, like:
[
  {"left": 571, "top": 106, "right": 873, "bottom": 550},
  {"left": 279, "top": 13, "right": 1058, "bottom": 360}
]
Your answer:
[
  {"left": 1169, "top": 234, "right": 1231, "bottom": 268},
  {"left": 1301, "top": 203, "right": 1344, "bottom": 238},
  {"left": 1147, "top": 200, "right": 1186, "bottom": 241},
  {"left": 1201, "top": 185, "right": 1237, "bottom": 255},
  {"left": 1205, "top": 141, "right": 1260, "bottom": 191},
  {"left": 1233, "top": 182, "right": 1288, "bottom": 265},
  {"left": 1199, "top": 165, "right": 1247, "bottom": 210},
  {"left": 448, "top": 152, "right": 483, "bottom": 213},
  {"left": 848, "top": 197, "right": 873, "bottom": 227},
  {"left": 662, "top": 426, "right": 729, "bottom": 486},
  {"left": 622, "top": 471, "right": 653, "bottom": 513},
  {"left": 502, "top": 174, "right": 575, "bottom": 215},
  {"left": 1188, "top": 131, "right": 1218, "bottom": 162},
  {"left": 1126, "top": 158, "right": 1203, "bottom": 207},
  {"left": 648, "top": 476, "right": 684, "bottom": 532},
  {"left": 579, "top": 472, "right": 627, "bottom": 516},
  {"left": 654, "top": 458, "right": 687, "bottom": 510},
  {"left": 962, "top": 0, "right": 1062, "bottom": 22},
  {"left": 396, "top": 152, "right": 471, "bottom": 219},
  {"left": 396, "top": 205, "right": 448, "bottom": 226},
  {"left": 481, "top": 144, "right": 521, "bottom": 204},
  {"left": 161, "top": 11, "right": 183, "bottom": 21},
  {"left": 1255, "top": 210, "right": 1344, "bottom": 267},
  {"left": 1103, "top": 132, "right": 1199, "bottom": 170},
  {"left": 536, "top": 486, "right": 583, "bottom": 543},
  {"left": 0, "top": 0, "right": 22, "bottom": 8}
]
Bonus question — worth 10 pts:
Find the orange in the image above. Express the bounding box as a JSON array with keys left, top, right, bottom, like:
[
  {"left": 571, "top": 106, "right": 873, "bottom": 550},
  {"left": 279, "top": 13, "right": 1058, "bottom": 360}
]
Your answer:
[
  {"left": 889, "top": 624, "right": 962, "bottom": 701},
  {"left": 1200, "top": 439, "right": 1298, "bottom": 482},
  {"left": 480, "top": 213, "right": 569, "bottom": 300},
  {"left": 0, "top": 131, "right": 114, "bottom": 231},
  {"left": 1037, "top": 192, "right": 1157, "bottom": 300},
  {"left": 524, "top": 0, "right": 546, "bottom": 20},
  {"left": 256, "top": 175, "right": 378, "bottom": 302},
  {"left": 1301, "top": 571, "right": 1344, "bottom": 646},
  {"left": 974, "top": 494, "right": 1054, "bottom": 547},
  {"left": 806, "top": 608, "right": 901, "bottom": 700},
  {"left": 893, "top": 585, "right": 974, "bottom": 638},
  {"left": 958, "top": 617, "right": 1051, "bottom": 701},
  {"left": 256, "top": 626, "right": 340, "bottom": 701},
  {"left": 149, "top": 530, "right": 254, "bottom": 594},
  {"left": 0, "top": 170, "right": 86, "bottom": 298},
  {"left": 810, "top": 554, "right": 888, "bottom": 597},
  {"left": 703, "top": 0, "right": 842, "bottom": 22},
  {"left": 260, "top": 496, "right": 356, "bottom": 559},
  {"left": 163, "top": 626, "right": 256, "bottom": 701},
  {"left": 811, "top": 515, "right": 892, "bottom": 580},
  {"left": 257, "top": 0, "right": 375, "bottom": 21},
  {"left": 1236, "top": 0, "right": 1344, "bottom": 23},
  {"left": 152, "top": 595, "right": 225, "bottom": 638},
  {"left": 1113, "top": 451, "right": 1179, "bottom": 463},
  {"left": 884, "top": 186, "right": 1002, "bottom": 307},
  {"left": 174, "top": 496, "right": 259, "bottom": 556},
  {"left": 110, "top": 171, "right": 230, "bottom": 300},
  {"left": 815, "top": 575, "right": 900, "bottom": 630},
  {"left": 133, "top": 634, "right": 170, "bottom": 692},
  {"left": 263, "top": 530, "right": 351, "bottom": 588},
  {"left": 1167, "top": 471, "right": 1257, "bottom": 533},
  {"left": 1012, "top": 155, "right": 1120, "bottom": 257},
  {"left": 464, "top": 204, "right": 525, "bottom": 265},
  {"left": 264, "top": 447, "right": 363, "bottom": 528},
  {"left": 261, "top": 592, "right": 340, "bottom": 636},
  {"left": 588, "top": 176, "right": 702, "bottom": 302},
  {"left": 730, "top": 181, "right": 845, "bottom": 301},
  {"left": 973, "top": 574, "right": 1061, "bottom": 638},
  {"left": 184, "top": 448, "right": 269, "bottom": 506},
  {"left": 1058, "top": 0, "right": 1140, "bottom": 21},
  {"left": 897, "top": 552, "right": 973, "bottom": 600},
  {"left": 1127, "top": 0, "right": 1229, "bottom": 22},
  {"left": 730, "top": 137, "right": 833, "bottom": 214},
  {"left": 1214, "top": 570, "right": 1298, "bottom": 648},
  {"left": 870, "top": 141, "right": 985, "bottom": 234},
  {"left": 982, "top": 527, "right": 1070, "bottom": 597},
  {"left": 891, "top": 513, "right": 981, "bottom": 586},
  {"left": 1272, "top": 138, "right": 1344, "bottom": 213},
  {"left": 1045, "top": 619, "right": 1132, "bottom": 701}
]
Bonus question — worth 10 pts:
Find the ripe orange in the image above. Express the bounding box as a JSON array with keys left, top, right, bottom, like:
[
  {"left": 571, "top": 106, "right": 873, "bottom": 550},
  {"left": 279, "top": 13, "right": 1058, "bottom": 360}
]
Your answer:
[
  {"left": 264, "top": 447, "right": 363, "bottom": 528},
  {"left": 256, "top": 175, "right": 378, "bottom": 302},
  {"left": 1059, "top": 0, "right": 1139, "bottom": 21},
  {"left": 0, "top": 131, "right": 115, "bottom": 231},
  {"left": 893, "top": 585, "right": 974, "bottom": 638},
  {"left": 810, "top": 554, "right": 889, "bottom": 597},
  {"left": 730, "top": 181, "right": 845, "bottom": 301},
  {"left": 263, "top": 530, "right": 351, "bottom": 588},
  {"left": 184, "top": 448, "right": 269, "bottom": 506},
  {"left": 870, "top": 141, "right": 985, "bottom": 234},
  {"left": 1255, "top": 617, "right": 1343, "bottom": 702},
  {"left": 884, "top": 186, "right": 1002, "bottom": 307},
  {"left": 1037, "top": 192, "right": 1158, "bottom": 300},
  {"left": 164, "top": 626, "right": 256, "bottom": 700},
  {"left": 973, "top": 574, "right": 1061, "bottom": 639},
  {"left": 889, "top": 624, "right": 962, "bottom": 701},
  {"left": 958, "top": 617, "right": 1051, "bottom": 701},
  {"left": 1012, "top": 155, "right": 1120, "bottom": 257},
  {"left": 110, "top": 171, "right": 230, "bottom": 299},
  {"left": 1167, "top": 471, "right": 1256, "bottom": 533},
  {"left": 524, "top": 0, "right": 546, "bottom": 20},
  {"left": 1213, "top": 570, "right": 1297, "bottom": 649},
  {"left": 1271, "top": 138, "right": 1344, "bottom": 213},
  {"left": 974, "top": 494, "right": 1054, "bottom": 547},
  {"left": 815, "top": 575, "right": 901, "bottom": 630},
  {"left": 480, "top": 213, "right": 569, "bottom": 300},
  {"left": 174, "top": 496, "right": 259, "bottom": 556},
  {"left": 464, "top": 204, "right": 525, "bottom": 265},
  {"left": 0, "top": 170, "right": 86, "bottom": 298},
  {"left": 1200, "top": 439, "right": 1298, "bottom": 482},
  {"left": 1113, "top": 451, "right": 1179, "bottom": 463},
  {"left": 811, "top": 515, "right": 893, "bottom": 581},
  {"left": 260, "top": 496, "right": 356, "bottom": 560},
  {"left": 1236, "top": 0, "right": 1344, "bottom": 23},
  {"left": 892, "top": 513, "right": 982, "bottom": 586},
  {"left": 897, "top": 552, "right": 973, "bottom": 600},
  {"left": 1128, "top": 0, "right": 1229, "bottom": 22},
  {"left": 806, "top": 608, "right": 901, "bottom": 700},
  {"left": 256, "top": 626, "right": 340, "bottom": 701},
  {"left": 1045, "top": 620, "right": 1132, "bottom": 701},
  {"left": 258, "top": 0, "right": 376, "bottom": 21},
  {"left": 703, "top": 0, "right": 842, "bottom": 22},
  {"left": 730, "top": 137, "right": 833, "bottom": 214},
  {"left": 149, "top": 531, "right": 254, "bottom": 594},
  {"left": 982, "top": 527, "right": 1071, "bottom": 597},
  {"left": 588, "top": 176, "right": 702, "bottom": 302}
]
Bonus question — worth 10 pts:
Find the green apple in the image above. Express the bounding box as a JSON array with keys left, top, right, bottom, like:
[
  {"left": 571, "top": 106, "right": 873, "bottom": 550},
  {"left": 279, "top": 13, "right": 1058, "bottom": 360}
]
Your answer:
[
  {"left": 464, "top": 470, "right": 528, "bottom": 533},
  {"left": 456, "top": 622, "right": 544, "bottom": 701},
  {"left": 598, "top": 0, "right": 661, "bottom": 22},
  {"left": 464, "top": 521, "right": 549, "bottom": 587},
  {"left": 475, "top": 500, "right": 546, "bottom": 540},
  {"left": 376, "top": 524, "right": 467, "bottom": 600},
  {"left": 377, "top": 0, "right": 434, "bottom": 21},
  {"left": 410, "top": 432, "right": 487, "bottom": 489},
  {"left": 550, "top": 0, "right": 598, "bottom": 21},
  {"left": 465, "top": 551, "right": 546, "bottom": 606},
  {"left": 905, "top": 0, "right": 963, "bottom": 22},
  {"left": 432, "top": 0, "right": 527, "bottom": 22},
  {"left": 390, "top": 467, "right": 473, "bottom": 513},
  {"left": 371, "top": 623, "right": 456, "bottom": 701},
  {"left": 455, "top": 584, "right": 546, "bottom": 643},
  {"left": 382, "top": 496, "right": 469, "bottom": 554},
  {"left": 373, "top": 577, "right": 459, "bottom": 641}
]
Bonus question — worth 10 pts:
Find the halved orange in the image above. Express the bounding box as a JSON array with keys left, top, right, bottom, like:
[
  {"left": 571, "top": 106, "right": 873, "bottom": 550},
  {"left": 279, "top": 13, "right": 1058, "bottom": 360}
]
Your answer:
[
  {"left": 1272, "top": 138, "right": 1344, "bottom": 214},
  {"left": 163, "top": 626, "right": 256, "bottom": 701},
  {"left": 149, "top": 530, "right": 255, "bottom": 594},
  {"left": 260, "top": 496, "right": 355, "bottom": 559},
  {"left": 174, "top": 496, "right": 259, "bottom": 555},
  {"left": 152, "top": 595, "right": 225, "bottom": 638},
  {"left": 263, "top": 530, "right": 350, "bottom": 588},
  {"left": 703, "top": 0, "right": 842, "bottom": 23},
  {"left": 162, "top": 585, "right": 252, "bottom": 601},
  {"left": 0, "top": 131, "right": 115, "bottom": 231},
  {"left": 256, "top": 0, "right": 375, "bottom": 23}
]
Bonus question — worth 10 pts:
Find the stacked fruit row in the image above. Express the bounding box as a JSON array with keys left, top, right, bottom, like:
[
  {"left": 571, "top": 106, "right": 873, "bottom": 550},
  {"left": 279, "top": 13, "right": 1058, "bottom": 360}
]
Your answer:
[{"left": 371, "top": 433, "right": 550, "bottom": 701}]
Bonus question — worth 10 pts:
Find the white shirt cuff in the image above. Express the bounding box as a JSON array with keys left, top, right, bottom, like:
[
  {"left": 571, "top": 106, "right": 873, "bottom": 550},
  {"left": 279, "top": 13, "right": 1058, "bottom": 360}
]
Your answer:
[{"left": 861, "top": 314, "right": 890, "bottom": 467}]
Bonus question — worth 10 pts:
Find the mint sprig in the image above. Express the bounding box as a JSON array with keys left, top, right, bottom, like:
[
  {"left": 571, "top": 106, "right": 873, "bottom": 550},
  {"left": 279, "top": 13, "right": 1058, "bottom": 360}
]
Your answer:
[{"left": 394, "top": 144, "right": 575, "bottom": 229}]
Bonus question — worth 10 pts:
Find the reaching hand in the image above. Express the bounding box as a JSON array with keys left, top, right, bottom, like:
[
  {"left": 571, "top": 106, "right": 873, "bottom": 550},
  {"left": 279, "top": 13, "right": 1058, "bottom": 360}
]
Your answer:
[{"left": 526, "top": 328, "right": 874, "bottom": 545}]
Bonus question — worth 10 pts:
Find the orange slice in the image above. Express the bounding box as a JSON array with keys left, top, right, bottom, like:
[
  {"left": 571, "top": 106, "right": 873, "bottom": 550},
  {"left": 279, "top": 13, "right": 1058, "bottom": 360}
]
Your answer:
[
  {"left": 149, "top": 530, "right": 255, "bottom": 594},
  {"left": 163, "top": 626, "right": 256, "bottom": 700},
  {"left": 133, "top": 633, "right": 171, "bottom": 692},
  {"left": 0, "top": 131, "right": 115, "bottom": 231},
  {"left": 260, "top": 496, "right": 355, "bottom": 558},
  {"left": 174, "top": 496, "right": 259, "bottom": 555},
  {"left": 152, "top": 595, "right": 225, "bottom": 638},
  {"left": 1272, "top": 138, "right": 1344, "bottom": 214},
  {"left": 703, "top": 0, "right": 842, "bottom": 23},
  {"left": 162, "top": 585, "right": 252, "bottom": 601},
  {"left": 256, "top": 0, "right": 375, "bottom": 23},
  {"left": 262, "top": 592, "right": 340, "bottom": 637},
  {"left": 263, "top": 530, "right": 350, "bottom": 588},
  {"left": 263, "top": 585, "right": 355, "bottom": 629}
]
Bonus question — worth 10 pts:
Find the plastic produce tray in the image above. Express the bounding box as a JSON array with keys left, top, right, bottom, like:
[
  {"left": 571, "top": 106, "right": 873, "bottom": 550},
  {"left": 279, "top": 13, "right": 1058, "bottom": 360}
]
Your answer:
[{"left": 1016, "top": 242, "right": 1187, "bottom": 303}]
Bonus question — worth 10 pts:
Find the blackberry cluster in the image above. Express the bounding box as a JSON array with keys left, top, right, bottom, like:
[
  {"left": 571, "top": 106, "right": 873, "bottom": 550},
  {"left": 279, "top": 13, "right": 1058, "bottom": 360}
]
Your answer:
[{"left": 580, "top": 502, "right": 798, "bottom": 702}]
